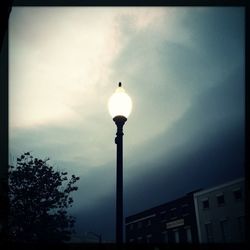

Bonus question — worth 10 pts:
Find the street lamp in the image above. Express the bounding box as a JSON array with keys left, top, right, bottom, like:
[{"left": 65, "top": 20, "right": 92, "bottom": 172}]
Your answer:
[{"left": 108, "top": 82, "right": 132, "bottom": 243}]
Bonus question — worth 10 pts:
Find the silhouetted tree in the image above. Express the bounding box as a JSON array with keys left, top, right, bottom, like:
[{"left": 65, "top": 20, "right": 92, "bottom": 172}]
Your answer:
[{"left": 8, "top": 152, "right": 80, "bottom": 243}]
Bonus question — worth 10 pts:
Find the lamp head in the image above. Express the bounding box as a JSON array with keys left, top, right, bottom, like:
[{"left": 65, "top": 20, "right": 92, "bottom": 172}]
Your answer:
[{"left": 108, "top": 82, "right": 132, "bottom": 119}]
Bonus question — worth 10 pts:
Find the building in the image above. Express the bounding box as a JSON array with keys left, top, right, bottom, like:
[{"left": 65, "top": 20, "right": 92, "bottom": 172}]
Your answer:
[
  {"left": 125, "top": 190, "right": 201, "bottom": 243},
  {"left": 194, "top": 178, "right": 245, "bottom": 243}
]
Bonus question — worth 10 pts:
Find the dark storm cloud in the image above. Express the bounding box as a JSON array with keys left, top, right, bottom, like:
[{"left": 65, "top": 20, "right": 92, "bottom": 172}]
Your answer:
[
  {"left": 109, "top": 8, "right": 244, "bottom": 157},
  {"left": 124, "top": 66, "right": 244, "bottom": 181}
]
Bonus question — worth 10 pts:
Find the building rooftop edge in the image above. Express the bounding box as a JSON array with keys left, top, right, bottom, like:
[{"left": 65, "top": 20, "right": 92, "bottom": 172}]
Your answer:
[
  {"left": 193, "top": 177, "right": 245, "bottom": 197},
  {"left": 125, "top": 177, "right": 245, "bottom": 222},
  {"left": 125, "top": 189, "right": 201, "bottom": 222}
]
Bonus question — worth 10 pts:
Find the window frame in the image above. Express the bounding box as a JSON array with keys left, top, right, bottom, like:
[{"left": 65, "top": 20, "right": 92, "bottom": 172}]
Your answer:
[
  {"left": 220, "top": 219, "right": 230, "bottom": 242},
  {"left": 216, "top": 193, "right": 225, "bottom": 207},
  {"left": 202, "top": 198, "right": 210, "bottom": 210},
  {"left": 233, "top": 188, "right": 242, "bottom": 201}
]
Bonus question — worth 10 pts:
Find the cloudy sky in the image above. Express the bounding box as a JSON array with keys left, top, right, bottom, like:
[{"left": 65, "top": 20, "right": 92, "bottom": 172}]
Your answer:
[{"left": 9, "top": 7, "right": 245, "bottom": 242}]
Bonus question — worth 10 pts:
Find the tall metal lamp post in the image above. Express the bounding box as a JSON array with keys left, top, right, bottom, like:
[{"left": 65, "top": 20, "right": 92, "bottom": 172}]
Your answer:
[{"left": 108, "top": 82, "right": 132, "bottom": 243}]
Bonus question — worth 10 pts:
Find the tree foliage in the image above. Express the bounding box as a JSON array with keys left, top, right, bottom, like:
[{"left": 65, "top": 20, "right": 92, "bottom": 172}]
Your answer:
[{"left": 8, "top": 152, "right": 80, "bottom": 243}]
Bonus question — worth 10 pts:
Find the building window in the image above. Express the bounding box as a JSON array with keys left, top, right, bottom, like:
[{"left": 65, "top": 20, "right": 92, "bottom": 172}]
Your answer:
[
  {"left": 170, "top": 212, "right": 176, "bottom": 218},
  {"left": 160, "top": 212, "right": 166, "bottom": 220},
  {"left": 238, "top": 216, "right": 245, "bottom": 241},
  {"left": 220, "top": 219, "right": 230, "bottom": 242},
  {"left": 162, "top": 231, "right": 168, "bottom": 243},
  {"left": 146, "top": 234, "right": 152, "bottom": 243},
  {"left": 129, "top": 224, "right": 133, "bottom": 230},
  {"left": 129, "top": 239, "right": 134, "bottom": 243},
  {"left": 205, "top": 223, "right": 214, "bottom": 243},
  {"left": 170, "top": 208, "right": 177, "bottom": 219},
  {"left": 181, "top": 204, "right": 189, "bottom": 215},
  {"left": 174, "top": 230, "right": 180, "bottom": 243},
  {"left": 147, "top": 219, "right": 151, "bottom": 227},
  {"left": 233, "top": 189, "right": 242, "bottom": 201},
  {"left": 185, "top": 227, "right": 192, "bottom": 243},
  {"left": 202, "top": 199, "right": 209, "bottom": 209},
  {"left": 217, "top": 194, "right": 225, "bottom": 206},
  {"left": 138, "top": 221, "right": 142, "bottom": 229}
]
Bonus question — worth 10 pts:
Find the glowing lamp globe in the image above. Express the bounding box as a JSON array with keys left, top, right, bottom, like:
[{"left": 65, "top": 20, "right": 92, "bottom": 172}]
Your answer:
[{"left": 108, "top": 82, "right": 132, "bottom": 119}]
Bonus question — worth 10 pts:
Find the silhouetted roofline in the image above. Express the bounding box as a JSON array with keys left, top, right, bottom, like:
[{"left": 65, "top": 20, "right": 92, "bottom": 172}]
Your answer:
[
  {"left": 126, "top": 188, "right": 202, "bottom": 222},
  {"left": 194, "top": 177, "right": 245, "bottom": 197}
]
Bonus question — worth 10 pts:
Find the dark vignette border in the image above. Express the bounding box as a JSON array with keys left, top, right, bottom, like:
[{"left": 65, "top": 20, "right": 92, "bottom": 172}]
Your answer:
[{"left": 0, "top": 0, "right": 248, "bottom": 249}]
